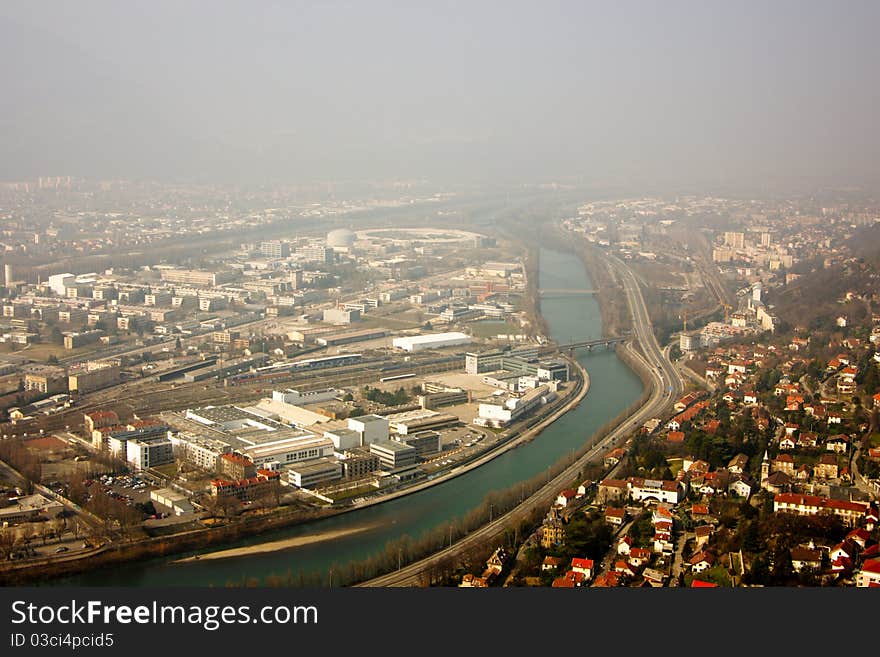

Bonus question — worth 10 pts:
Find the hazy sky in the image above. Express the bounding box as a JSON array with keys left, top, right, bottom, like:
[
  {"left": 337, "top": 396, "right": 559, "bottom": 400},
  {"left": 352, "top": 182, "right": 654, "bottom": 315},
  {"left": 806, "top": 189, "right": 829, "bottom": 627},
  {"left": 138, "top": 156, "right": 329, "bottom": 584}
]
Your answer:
[{"left": 2, "top": 1, "right": 879, "bottom": 190}]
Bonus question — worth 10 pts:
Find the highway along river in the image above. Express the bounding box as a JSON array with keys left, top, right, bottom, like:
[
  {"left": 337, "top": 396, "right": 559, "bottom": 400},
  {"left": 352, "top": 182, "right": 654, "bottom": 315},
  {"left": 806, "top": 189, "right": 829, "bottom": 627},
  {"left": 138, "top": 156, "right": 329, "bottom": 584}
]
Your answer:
[{"left": 59, "top": 247, "right": 643, "bottom": 586}]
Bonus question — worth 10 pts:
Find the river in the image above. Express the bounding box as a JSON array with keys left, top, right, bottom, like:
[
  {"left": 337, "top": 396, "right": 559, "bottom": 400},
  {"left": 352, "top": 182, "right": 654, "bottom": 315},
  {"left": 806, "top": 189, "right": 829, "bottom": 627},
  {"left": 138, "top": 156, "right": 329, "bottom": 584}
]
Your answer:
[{"left": 57, "top": 247, "right": 643, "bottom": 586}]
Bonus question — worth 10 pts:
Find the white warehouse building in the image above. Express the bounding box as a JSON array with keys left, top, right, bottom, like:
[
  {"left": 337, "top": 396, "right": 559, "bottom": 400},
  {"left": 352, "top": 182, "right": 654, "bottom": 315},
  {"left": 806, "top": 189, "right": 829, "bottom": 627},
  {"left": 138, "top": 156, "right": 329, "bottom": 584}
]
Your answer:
[{"left": 392, "top": 332, "right": 471, "bottom": 352}]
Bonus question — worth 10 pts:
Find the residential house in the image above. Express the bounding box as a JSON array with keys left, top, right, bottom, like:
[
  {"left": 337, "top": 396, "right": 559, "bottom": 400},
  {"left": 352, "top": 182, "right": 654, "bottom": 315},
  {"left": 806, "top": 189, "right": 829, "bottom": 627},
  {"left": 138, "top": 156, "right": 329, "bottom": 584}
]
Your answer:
[
  {"left": 813, "top": 453, "right": 839, "bottom": 480},
  {"left": 555, "top": 489, "right": 578, "bottom": 508},
  {"left": 773, "top": 453, "right": 796, "bottom": 476},
  {"left": 845, "top": 528, "right": 871, "bottom": 550},
  {"left": 628, "top": 548, "right": 652, "bottom": 568},
  {"left": 459, "top": 574, "right": 489, "bottom": 588},
  {"left": 541, "top": 556, "right": 564, "bottom": 572},
  {"left": 826, "top": 434, "right": 849, "bottom": 453},
  {"left": 727, "top": 454, "right": 749, "bottom": 474},
  {"left": 790, "top": 547, "right": 823, "bottom": 572},
  {"left": 541, "top": 508, "right": 566, "bottom": 549},
  {"left": 613, "top": 561, "right": 637, "bottom": 579},
  {"left": 592, "top": 572, "right": 622, "bottom": 587},
  {"left": 484, "top": 547, "right": 508, "bottom": 578},
  {"left": 778, "top": 436, "right": 796, "bottom": 451},
  {"left": 597, "top": 479, "right": 628, "bottom": 504},
  {"left": 604, "top": 448, "right": 626, "bottom": 468},
  {"left": 641, "top": 568, "right": 667, "bottom": 587},
  {"left": 694, "top": 524, "right": 713, "bottom": 550},
  {"left": 785, "top": 395, "right": 804, "bottom": 411},
  {"left": 854, "top": 558, "right": 880, "bottom": 588},
  {"left": 689, "top": 551, "right": 715, "bottom": 573},
  {"left": 797, "top": 432, "right": 818, "bottom": 448},
  {"left": 667, "top": 431, "right": 685, "bottom": 443},
  {"left": 605, "top": 507, "right": 626, "bottom": 526},
  {"left": 570, "top": 558, "right": 594, "bottom": 580},
  {"left": 729, "top": 478, "right": 752, "bottom": 498},
  {"left": 553, "top": 570, "right": 588, "bottom": 587}
]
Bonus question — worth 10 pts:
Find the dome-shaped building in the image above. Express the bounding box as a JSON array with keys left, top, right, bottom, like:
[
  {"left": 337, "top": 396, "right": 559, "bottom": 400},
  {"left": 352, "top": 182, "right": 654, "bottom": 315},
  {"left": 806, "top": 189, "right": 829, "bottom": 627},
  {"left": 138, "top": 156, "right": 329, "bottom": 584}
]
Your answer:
[{"left": 327, "top": 228, "right": 356, "bottom": 248}]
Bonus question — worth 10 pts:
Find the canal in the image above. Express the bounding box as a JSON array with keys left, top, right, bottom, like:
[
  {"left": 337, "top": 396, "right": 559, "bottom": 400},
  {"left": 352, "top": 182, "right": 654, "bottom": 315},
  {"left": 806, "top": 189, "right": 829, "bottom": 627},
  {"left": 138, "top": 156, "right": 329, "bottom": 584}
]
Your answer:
[{"left": 59, "top": 246, "right": 643, "bottom": 585}]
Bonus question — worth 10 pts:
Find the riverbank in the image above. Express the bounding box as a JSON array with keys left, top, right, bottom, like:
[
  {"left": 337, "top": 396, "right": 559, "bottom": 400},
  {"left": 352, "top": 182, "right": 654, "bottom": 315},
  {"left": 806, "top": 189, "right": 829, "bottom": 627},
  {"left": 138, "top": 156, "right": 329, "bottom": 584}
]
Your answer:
[
  {"left": 358, "top": 268, "right": 662, "bottom": 586},
  {"left": 359, "top": 342, "right": 655, "bottom": 586},
  {"left": 172, "top": 523, "right": 380, "bottom": 563},
  {"left": 0, "top": 356, "right": 589, "bottom": 585}
]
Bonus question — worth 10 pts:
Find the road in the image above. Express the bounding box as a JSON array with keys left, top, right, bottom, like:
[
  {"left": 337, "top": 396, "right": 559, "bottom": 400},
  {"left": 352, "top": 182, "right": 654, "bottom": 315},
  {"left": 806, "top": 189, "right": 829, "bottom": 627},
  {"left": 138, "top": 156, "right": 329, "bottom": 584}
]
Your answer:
[
  {"left": 358, "top": 250, "right": 684, "bottom": 586},
  {"left": 851, "top": 445, "right": 878, "bottom": 501}
]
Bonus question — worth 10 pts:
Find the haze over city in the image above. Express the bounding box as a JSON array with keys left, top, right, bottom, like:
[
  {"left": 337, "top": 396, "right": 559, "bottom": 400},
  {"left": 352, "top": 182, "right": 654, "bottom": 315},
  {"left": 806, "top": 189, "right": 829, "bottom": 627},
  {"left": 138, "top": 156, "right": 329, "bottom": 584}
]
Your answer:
[
  {"left": 2, "top": 0, "right": 880, "bottom": 598},
  {"left": 2, "top": 1, "right": 879, "bottom": 191}
]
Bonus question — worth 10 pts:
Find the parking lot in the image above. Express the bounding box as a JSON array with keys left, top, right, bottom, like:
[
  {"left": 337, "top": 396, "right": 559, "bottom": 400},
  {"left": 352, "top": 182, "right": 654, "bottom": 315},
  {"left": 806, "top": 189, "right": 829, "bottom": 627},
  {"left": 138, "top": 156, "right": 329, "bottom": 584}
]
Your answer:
[{"left": 85, "top": 473, "right": 157, "bottom": 509}]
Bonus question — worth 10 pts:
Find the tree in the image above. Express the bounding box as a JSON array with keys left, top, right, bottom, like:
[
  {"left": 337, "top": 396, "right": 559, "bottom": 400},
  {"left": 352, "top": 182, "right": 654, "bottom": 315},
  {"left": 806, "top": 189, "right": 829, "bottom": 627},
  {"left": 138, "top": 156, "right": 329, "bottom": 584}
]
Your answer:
[{"left": 49, "top": 327, "right": 64, "bottom": 345}]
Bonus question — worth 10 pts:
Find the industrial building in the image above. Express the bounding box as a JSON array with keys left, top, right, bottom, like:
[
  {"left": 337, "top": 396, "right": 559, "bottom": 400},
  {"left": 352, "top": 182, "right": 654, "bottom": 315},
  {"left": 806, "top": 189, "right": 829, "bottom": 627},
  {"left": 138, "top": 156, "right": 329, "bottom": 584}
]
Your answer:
[
  {"left": 396, "top": 430, "right": 441, "bottom": 458},
  {"left": 251, "top": 398, "right": 332, "bottom": 428},
  {"left": 315, "top": 328, "right": 387, "bottom": 347},
  {"left": 384, "top": 409, "right": 460, "bottom": 435},
  {"left": 287, "top": 458, "right": 344, "bottom": 488},
  {"left": 241, "top": 434, "right": 336, "bottom": 468},
  {"left": 272, "top": 388, "right": 340, "bottom": 406},
  {"left": 465, "top": 346, "right": 540, "bottom": 375},
  {"left": 150, "top": 488, "right": 195, "bottom": 516},
  {"left": 0, "top": 493, "right": 64, "bottom": 525},
  {"left": 475, "top": 385, "right": 556, "bottom": 428},
  {"left": 323, "top": 308, "right": 361, "bottom": 324},
  {"left": 323, "top": 427, "right": 362, "bottom": 451},
  {"left": 348, "top": 415, "right": 390, "bottom": 445},
  {"left": 392, "top": 331, "right": 471, "bottom": 352},
  {"left": 180, "top": 404, "right": 337, "bottom": 468},
  {"left": 370, "top": 440, "right": 418, "bottom": 470},
  {"left": 337, "top": 448, "right": 381, "bottom": 479},
  {"left": 418, "top": 388, "right": 469, "bottom": 409},
  {"left": 182, "top": 353, "right": 269, "bottom": 382}
]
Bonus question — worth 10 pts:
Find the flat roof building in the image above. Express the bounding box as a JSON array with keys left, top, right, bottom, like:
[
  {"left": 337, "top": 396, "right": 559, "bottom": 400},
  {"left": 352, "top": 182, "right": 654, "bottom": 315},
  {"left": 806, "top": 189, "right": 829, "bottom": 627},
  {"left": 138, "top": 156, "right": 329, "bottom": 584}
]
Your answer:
[
  {"left": 287, "top": 458, "right": 344, "bottom": 489},
  {"left": 370, "top": 440, "right": 418, "bottom": 470},
  {"left": 348, "top": 414, "right": 390, "bottom": 445},
  {"left": 392, "top": 332, "right": 471, "bottom": 352},
  {"left": 126, "top": 435, "right": 174, "bottom": 470}
]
